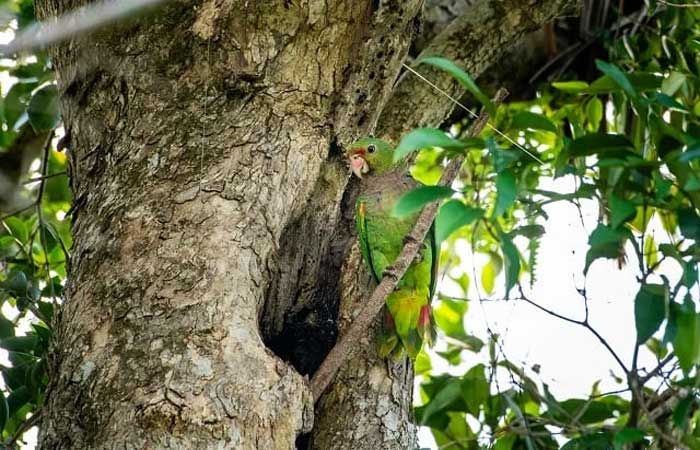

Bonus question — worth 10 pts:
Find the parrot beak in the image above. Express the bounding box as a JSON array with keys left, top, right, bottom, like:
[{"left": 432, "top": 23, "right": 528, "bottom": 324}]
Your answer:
[{"left": 349, "top": 153, "right": 369, "bottom": 179}]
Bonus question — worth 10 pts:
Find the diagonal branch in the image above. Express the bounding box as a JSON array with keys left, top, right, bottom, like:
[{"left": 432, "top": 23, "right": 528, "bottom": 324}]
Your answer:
[
  {"left": 310, "top": 88, "right": 509, "bottom": 402},
  {"left": 376, "top": 0, "right": 579, "bottom": 139}
]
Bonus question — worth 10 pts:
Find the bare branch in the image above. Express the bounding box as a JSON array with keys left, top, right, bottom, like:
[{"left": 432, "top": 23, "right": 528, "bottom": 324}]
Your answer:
[
  {"left": 5, "top": 0, "right": 167, "bottom": 55},
  {"left": 640, "top": 355, "right": 676, "bottom": 385},
  {"left": 516, "top": 286, "right": 630, "bottom": 374},
  {"left": 310, "top": 88, "right": 509, "bottom": 402},
  {"left": 657, "top": 0, "right": 700, "bottom": 7}
]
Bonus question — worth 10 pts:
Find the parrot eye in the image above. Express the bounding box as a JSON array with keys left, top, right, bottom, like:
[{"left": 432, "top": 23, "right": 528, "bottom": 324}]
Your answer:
[{"left": 367, "top": 144, "right": 376, "bottom": 153}]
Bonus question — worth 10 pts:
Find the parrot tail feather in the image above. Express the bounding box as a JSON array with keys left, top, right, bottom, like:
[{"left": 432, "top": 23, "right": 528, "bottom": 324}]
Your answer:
[
  {"left": 378, "top": 308, "right": 400, "bottom": 358},
  {"left": 417, "top": 304, "right": 437, "bottom": 348}
]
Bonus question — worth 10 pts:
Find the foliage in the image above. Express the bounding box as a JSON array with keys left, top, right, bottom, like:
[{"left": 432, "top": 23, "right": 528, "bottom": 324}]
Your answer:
[
  {"left": 0, "top": 0, "right": 68, "bottom": 446},
  {"left": 406, "top": 3, "right": 700, "bottom": 449}
]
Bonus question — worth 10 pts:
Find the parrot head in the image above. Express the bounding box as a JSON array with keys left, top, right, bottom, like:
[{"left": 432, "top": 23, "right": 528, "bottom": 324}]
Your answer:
[{"left": 346, "top": 138, "right": 394, "bottom": 178}]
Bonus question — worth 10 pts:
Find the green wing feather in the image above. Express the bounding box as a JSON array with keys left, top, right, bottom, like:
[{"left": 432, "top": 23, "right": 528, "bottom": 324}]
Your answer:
[
  {"left": 355, "top": 200, "right": 381, "bottom": 283},
  {"left": 428, "top": 222, "right": 439, "bottom": 299}
]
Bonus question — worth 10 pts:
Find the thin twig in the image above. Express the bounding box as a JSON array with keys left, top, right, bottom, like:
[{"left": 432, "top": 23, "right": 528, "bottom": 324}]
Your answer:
[
  {"left": 0, "top": 203, "right": 35, "bottom": 223},
  {"left": 22, "top": 171, "right": 66, "bottom": 185},
  {"left": 640, "top": 354, "right": 675, "bottom": 385},
  {"left": 36, "top": 132, "right": 56, "bottom": 303},
  {"left": 310, "top": 88, "right": 509, "bottom": 402},
  {"left": 516, "top": 286, "right": 629, "bottom": 374},
  {"left": 5, "top": 409, "right": 41, "bottom": 449},
  {"left": 657, "top": 0, "right": 700, "bottom": 7}
]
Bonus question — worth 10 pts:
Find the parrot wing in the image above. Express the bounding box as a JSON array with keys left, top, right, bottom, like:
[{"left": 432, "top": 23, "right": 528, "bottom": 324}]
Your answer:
[
  {"left": 356, "top": 199, "right": 382, "bottom": 283},
  {"left": 428, "top": 221, "right": 438, "bottom": 299}
]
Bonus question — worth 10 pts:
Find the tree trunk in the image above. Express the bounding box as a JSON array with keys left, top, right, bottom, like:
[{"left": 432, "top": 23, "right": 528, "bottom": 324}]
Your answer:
[{"left": 34, "top": 0, "right": 578, "bottom": 448}]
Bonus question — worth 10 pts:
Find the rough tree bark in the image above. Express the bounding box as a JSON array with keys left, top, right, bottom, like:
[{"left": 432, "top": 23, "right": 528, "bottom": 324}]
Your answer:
[{"left": 34, "top": 0, "right": 577, "bottom": 449}]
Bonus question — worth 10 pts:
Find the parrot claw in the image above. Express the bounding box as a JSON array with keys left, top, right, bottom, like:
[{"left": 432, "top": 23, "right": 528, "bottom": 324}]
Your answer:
[
  {"left": 402, "top": 235, "right": 426, "bottom": 263},
  {"left": 402, "top": 234, "right": 421, "bottom": 246},
  {"left": 383, "top": 266, "right": 399, "bottom": 282}
]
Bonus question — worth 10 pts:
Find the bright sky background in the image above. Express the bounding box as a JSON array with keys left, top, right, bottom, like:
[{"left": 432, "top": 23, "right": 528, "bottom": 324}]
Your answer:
[{"left": 417, "top": 173, "right": 691, "bottom": 448}]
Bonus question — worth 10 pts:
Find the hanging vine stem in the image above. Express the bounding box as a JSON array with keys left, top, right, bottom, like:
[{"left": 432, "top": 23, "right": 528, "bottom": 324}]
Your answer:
[
  {"left": 34, "top": 130, "right": 55, "bottom": 321},
  {"left": 310, "top": 88, "right": 509, "bottom": 402}
]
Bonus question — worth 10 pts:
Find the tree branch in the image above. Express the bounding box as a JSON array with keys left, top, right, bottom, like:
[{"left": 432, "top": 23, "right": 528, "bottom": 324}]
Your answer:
[
  {"left": 310, "top": 88, "right": 509, "bottom": 402},
  {"left": 516, "top": 286, "right": 630, "bottom": 374},
  {"left": 640, "top": 354, "right": 676, "bottom": 385},
  {"left": 376, "top": 0, "right": 579, "bottom": 138}
]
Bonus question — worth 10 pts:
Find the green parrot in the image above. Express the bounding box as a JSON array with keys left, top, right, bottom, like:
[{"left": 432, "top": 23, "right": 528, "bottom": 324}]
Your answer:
[{"left": 347, "top": 137, "right": 438, "bottom": 360}]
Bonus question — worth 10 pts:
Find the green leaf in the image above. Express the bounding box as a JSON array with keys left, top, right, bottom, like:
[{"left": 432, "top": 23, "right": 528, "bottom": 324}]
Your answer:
[
  {"left": 682, "top": 263, "right": 698, "bottom": 288},
  {"left": 673, "top": 308, "right": 700, "bottom": 372},
  {"left": 6, "top": 386, "right": 31, "bottom": 417},
  {"left": 679, "top": 147, "right": 700, "bottom": 162},
  {"left": 4, "top": 83, "right": 33, "bottom": 129},
  {"left": 415, "top": 350, "right": 432, "bottom": 376},
  {"left": 511, "top": 111, "right": 557, "bottom": 133},
  {"left": 3, "top": 217, "right": 28, "bottom": 244},
  {"left": 3, "top": 272, "right": 28, "bottom": 298},
  {"left": 494, "top": 170, "right": 517, "bottom": 217},
  {"left": 435, "top": 200, "right": 484, "bottom": 243},
  {"left": 634, "top": 283, "right": 668, "bottom": 344},
  {"left": 460, "top": 137, "right": 486, "bottom": 150},
  {"left": 487, "top": 137, "right": 520, "bottom": 173},
  {"left": 437, "top": 345, "right": 462, "bottom": 365},
  {"left": 552, "top": 80, "right": 589, "bottom": 93},
  {"left": 417, "top": 57, "right": 495, "bottom": 115},
  {"left": 500, "top": 231, "right": 520, "bottom": 297},
  {"left": 609, "top": 194, "right": 637, "bottom": 228},
  {"left": 653, "top": 92, "right": 688, "bottom": 112},
  {"left": 661, "top": 71, "right": 686, "bottom": 96},
  {"left": 461, "top": 364, "right": 489, "bottom": 417},
  {"left": 562, "top": 433, "right": 613, "bottom": 450},
  {"left": 646, "top": 337, "right": 668, "bottom": 360},
  {"left": 567, "top": 133, "right": 634, "bottom": 156},
  {"left": 678, "top": 208, "right": 700, "bottom": 241},
  {"left": 672, "top": 394, "right": 695, "bottom": 429},
  {"left": 38, "top": 222, "right": 60, "bottom": 252},
  {"left": 393, "top": 186, "right": 454, "bottom": 218},
  {"left": 586, "top": 72, "right": 661, "bottom": 95},
  {"left": 419, "top": 380, "right": 462, "bottom": 425},
  {"left": 0, "top": 335, "right": 38, "bottom": 353},
  {"left": 595, "top": 60, "right": 638, "bottom": 98},
  {"left": 494, "top": 434, "right": 517, "bottom": 450},
  {"left": 644, "top": 234, "right": 657, "bottom": 269},
  {"left": 456, "top": 334, "right": 484, "bottom": 353},
  {"left": 481, "top": 262, "right": 495, "bottom": 294},
  {"left": 584, "top": 224, "right": 630, "bottom": 274},
  {"left": 434, "top": 298, "right": 467, "bottom": 339},
  {"left": 585, "top": 97, "right": 604, "bottom": 131},
  {"left": 614, "top": 428, "right": 645, "bottom": 450},
  {"left": 509, "top": 224, "right": 545, "bottom": 239},
  {"left": 27, "top": 85, "right": 60, "bottom": 131},
  {"left": 0, "top": 315, "right": 14, "bottom": 339},
  {"left": 0, "top": 392, "right": 7, "bottom": 434},
  {"left": 659, "top": 243, "right": 681, "bottom": 260},
  {"left": 684, "top": 174, "right": 700, "bottom": 191},
  {"left": 394, "top": 128, "right": 465, "bottom": 162}
]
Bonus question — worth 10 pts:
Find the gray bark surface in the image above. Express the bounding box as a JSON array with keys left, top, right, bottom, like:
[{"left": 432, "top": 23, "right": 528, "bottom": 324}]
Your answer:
[{"left": 33, "top": 0, "right": 578, "bottom": 448}]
